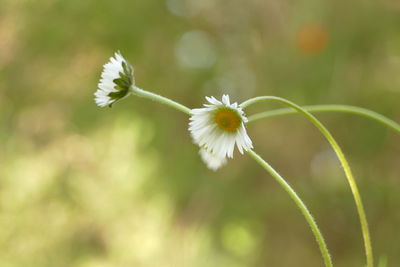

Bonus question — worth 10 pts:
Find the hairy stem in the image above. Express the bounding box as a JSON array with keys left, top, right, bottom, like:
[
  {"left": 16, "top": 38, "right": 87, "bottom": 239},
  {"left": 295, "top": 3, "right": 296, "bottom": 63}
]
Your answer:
[
  {"left": 247, "top": 149, "right": 333, "bottom": 267},
  {"left": 247, "top": 104, "right": 400, "bottom": 134},
  {"left": 131, "top": 86, "right": 191, "bottom": 115},
  {"left": 241, "top": 96, "right": 373, "bottom": 267}
]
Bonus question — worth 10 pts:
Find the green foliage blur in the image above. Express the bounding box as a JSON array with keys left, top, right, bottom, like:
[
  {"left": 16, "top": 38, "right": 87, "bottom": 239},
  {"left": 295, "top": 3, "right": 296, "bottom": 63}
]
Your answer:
[{"left": 1, "top": 0, "right": 399, "bottom": 266}]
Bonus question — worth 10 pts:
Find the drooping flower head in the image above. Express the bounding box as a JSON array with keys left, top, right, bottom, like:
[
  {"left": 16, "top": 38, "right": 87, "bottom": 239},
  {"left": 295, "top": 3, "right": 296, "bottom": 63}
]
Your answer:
[
  {"left": 95, "top": 52, "right": 134, "bottom": 107},
  {"left": 189, "top": 95, "right": 253, "bottom": 169},
  {"left": 199, "top": 147, "right": 228, "bottom": 171}
]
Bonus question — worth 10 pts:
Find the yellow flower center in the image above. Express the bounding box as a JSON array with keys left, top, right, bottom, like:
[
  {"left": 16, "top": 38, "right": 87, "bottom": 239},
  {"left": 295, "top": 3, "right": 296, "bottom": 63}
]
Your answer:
[{"left": 215, "top": 109, "right": 241, "bottom": 132}]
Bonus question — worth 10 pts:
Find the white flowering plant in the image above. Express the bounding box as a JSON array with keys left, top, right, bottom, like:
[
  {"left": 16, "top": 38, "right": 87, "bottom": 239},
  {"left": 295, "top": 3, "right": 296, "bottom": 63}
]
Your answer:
[{"left": 95, "top": 52, "right": 400, "bottom": 267}]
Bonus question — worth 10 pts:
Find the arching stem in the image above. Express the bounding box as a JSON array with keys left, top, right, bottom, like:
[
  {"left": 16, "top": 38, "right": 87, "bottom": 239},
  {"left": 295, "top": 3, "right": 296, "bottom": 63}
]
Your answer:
[
  {"left": 130, "top": 86, "right": 192, "bottom": 115},
  {"left": 247, "top": 104, "right": 400, "bottom": 134},
  {"left": 241, "top": 96, "right": 373, "bottom": 267},
  {"left": 247, "top": 149, "right": 333, "bottom": 267}
]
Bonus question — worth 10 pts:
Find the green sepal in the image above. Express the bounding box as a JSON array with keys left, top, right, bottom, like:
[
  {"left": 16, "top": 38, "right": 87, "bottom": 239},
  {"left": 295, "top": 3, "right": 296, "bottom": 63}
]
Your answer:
[
  {"left": 109, "top": 89, "right": 129, "bottom": 99},
  {"left": 106, "top": 55, "right": 134, "bottom": 108},
  {"left": 122, "top": 61, "right": 133, "bottom": 77},
  {"left": 113, "top": 78, "right": 130, "bottom": 90}
]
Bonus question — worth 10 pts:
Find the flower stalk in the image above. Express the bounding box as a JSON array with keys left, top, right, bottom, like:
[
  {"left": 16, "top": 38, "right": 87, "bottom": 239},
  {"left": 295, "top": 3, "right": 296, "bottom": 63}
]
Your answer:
[
  {"left": 241, "top": 96, "right": 374, "bottom": 267},
  {"left": 247, "top": 149, "right": 333, "bottom": 267},
  {"left": 247, "top": 104, "right": 400, "bottom": 133},
  {"left": 130, "top": 86, "right": 191, "bottom": 115}
]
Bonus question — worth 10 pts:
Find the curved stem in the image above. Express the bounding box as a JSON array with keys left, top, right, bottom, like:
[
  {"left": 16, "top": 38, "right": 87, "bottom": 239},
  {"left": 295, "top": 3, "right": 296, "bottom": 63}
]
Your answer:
[
  {"left": 247, "top": 149, "right": 333, "bottom": 267},
  {"left": 241, "top": 96, "right": 373, "bottom": 267},
  {"left": 131, "top": 86, "right": 191, "bottom": 115},
  {"left": 247, "top": 105, "right": 400, "bottom": 134}
]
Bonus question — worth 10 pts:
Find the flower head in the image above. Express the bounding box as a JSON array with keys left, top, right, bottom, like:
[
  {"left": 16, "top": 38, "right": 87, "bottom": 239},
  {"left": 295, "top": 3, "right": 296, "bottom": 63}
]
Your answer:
[
  {"left": 95, "top": 52, "right": 134, "bottom": 107},
  {"left": 189, "top": 94, "right": 253, "bottom": 169}
]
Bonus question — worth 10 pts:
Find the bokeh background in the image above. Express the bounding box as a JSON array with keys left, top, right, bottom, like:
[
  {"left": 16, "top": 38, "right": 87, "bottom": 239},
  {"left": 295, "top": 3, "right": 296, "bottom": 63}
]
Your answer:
[{"left": 1, "top": 0, "right": 399, "bottom": 266}]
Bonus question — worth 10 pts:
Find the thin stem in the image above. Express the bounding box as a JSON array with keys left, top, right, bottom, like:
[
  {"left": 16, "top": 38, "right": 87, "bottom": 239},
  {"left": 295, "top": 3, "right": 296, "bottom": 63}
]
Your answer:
[
  {"left": 241, "top": 96, "right": 373, "bottom": 267},
  {"left": 247, "top": 104, "right": 400, "bottom": 134},
  {"left": 247, "top": 149, "right": 333, "bottom": 267},
  {"left": 131, "top": 86, "right": 191, "bottom": 115}
]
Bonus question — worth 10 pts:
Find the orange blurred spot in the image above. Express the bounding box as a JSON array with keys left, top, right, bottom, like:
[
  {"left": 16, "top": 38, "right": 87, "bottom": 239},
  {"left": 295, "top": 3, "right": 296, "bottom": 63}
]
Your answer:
[{"left": 296, "top": 23, "right": 328, "bottom": 55}]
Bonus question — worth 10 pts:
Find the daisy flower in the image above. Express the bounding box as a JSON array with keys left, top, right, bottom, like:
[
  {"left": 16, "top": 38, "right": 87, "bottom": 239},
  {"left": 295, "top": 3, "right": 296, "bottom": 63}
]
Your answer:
[
  {"left": 189, "top": 94, "right": 253, "bottom": 169},
  {"left": 94, "top": 52, "right": 134, "bottom": 107}
]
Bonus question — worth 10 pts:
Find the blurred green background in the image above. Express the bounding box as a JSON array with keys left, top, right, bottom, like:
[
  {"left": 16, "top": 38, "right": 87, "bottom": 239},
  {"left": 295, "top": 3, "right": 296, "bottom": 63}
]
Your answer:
[{"left": 1, "top": 0, "right": 399, "bottom": 266}]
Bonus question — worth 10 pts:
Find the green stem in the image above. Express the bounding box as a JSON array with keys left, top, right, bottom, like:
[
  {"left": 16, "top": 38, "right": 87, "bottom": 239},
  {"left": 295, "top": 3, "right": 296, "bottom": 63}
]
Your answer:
[
  {"left": 247, "top": 105, "right": 400, "bottom": 134},
  {"left": 131, "top": 86, "right": 191, "bottom": 115},
  {"left": 241, "top": 96, "right": 373, "bottom": 267},
  {"left": 247, "top": 149, "right": 333, "bottom": 267}
]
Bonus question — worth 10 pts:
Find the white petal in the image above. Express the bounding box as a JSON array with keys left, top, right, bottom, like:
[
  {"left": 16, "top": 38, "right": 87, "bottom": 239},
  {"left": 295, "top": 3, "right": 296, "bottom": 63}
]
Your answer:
[
  {"left": 199, "top": 148, "right": 227, "bottom": 171},
  {"left": 222, "top": 94, "right": 230, "bottom": 106}
]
